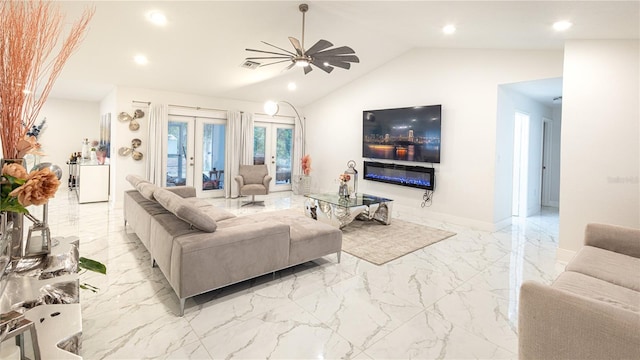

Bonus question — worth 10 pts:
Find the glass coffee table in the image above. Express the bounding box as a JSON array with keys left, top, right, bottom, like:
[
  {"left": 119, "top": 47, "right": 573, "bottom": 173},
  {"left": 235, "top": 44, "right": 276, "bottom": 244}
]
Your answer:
[{"left": 304, "top": 193, "right": 393, "bottom": 228}]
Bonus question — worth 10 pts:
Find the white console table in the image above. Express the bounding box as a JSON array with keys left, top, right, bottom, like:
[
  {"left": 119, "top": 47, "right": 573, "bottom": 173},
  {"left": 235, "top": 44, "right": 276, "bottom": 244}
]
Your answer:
[{"left": 77, "top": 163, "right": 109, "bottom": 204}]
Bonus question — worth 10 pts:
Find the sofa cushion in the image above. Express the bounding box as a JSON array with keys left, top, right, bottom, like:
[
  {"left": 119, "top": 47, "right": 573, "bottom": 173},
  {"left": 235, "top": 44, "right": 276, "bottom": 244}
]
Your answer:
[
  {"left": 136, "top": 181, "right": 158, "bottom": 201},
  {"left": 553, "top": 271, "right": 640, "bottom": 312},
  {"left": 566, "top": 245, "right": 640, "bottom": 291},
  {"left": 154, "top": 188, "right": 217, "bottom": 232},
  {"left": 244, "top": 209, "right": 342, "bottom": 265},
  {"left": 126, "top": 174, "right": 149, "bottom": 188},
  {"left": 183, "top": 198, "right": 236, "bottom": 222}
]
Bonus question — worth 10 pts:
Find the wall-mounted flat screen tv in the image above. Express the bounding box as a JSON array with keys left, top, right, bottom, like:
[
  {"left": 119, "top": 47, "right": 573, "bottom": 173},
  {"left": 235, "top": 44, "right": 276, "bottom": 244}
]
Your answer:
[{"left": 363, "top": 105, "right": 441, "bottom": 163}]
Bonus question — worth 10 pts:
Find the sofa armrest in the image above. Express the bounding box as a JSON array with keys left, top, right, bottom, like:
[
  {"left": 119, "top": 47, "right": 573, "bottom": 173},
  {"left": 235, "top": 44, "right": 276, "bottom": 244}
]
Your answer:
[
  {"left": 164, "top": 186, "right": 196, "bottom": 198},
  {"left": 584, "top": 223, "right": 640, "bottom": 258},
  {"left": 519, "top": 280, "right": 640, "bottom": 360}
]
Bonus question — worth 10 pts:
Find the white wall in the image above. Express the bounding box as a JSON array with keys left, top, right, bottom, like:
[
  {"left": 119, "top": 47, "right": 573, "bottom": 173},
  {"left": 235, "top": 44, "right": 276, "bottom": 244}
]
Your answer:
[
  {"left": 104, "top": 86, "right": 289, "bottom": 208},
  {"left": 39, "top": 98, "right": 101, "bottom": 188},
  {"left": 495, "top": 86, "right": 555, "bottom": 222},
  {"left": 303, "top": 48, "right": 563, "bottom": 230},
  {"left": 559, "top": 40, "right": 640, "bottom": 254}
]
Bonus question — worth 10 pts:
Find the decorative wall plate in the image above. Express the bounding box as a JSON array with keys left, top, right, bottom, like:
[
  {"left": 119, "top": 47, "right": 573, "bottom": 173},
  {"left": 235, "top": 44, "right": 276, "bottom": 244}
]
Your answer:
[
  {"left": 118, "top": 138, "right": 143, "bottom": 161},
  {"left": 118, "top": 109, "right": 145, "bottom": 132}
]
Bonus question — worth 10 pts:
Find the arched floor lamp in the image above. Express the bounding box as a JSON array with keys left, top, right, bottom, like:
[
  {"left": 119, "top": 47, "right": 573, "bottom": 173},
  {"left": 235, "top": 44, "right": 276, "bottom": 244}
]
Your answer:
[
  {"left": 264, "top": 100, "right": 307, "bottom": 192},
  {"left": 263, "top": 100, "right": 305, "bottom": 155}
]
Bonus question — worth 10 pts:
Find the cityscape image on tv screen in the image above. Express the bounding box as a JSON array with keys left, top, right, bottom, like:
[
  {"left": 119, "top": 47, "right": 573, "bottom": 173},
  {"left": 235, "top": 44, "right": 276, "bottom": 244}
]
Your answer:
[{"left": 362, "top": 105, "right": 441, "bottom": 163}]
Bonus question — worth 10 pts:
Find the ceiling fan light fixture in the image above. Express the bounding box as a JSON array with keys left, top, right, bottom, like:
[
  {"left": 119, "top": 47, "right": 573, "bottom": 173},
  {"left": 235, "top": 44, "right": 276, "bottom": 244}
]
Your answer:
[{"left": 295, "top": 58, "right": 310, "bottom": 67}]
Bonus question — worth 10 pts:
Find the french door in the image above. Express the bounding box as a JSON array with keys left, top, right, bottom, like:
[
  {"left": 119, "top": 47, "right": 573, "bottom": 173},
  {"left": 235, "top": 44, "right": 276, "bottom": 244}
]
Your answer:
[
  {"left": 253, "top": 122, "right": 294, "bottom": 192},
  {"left": 165, "top": 115, "right": 226, "bottom": 198}
]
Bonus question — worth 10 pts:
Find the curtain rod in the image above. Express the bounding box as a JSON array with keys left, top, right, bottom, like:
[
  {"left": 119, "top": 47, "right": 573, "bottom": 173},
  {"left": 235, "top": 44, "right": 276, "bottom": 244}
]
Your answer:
[
  {"left": 169, "top": 104, "right": 227, "bottom": 112},
  {"left": 131, "top": 100, "right": 226, "bottom": 113},
  {"left": 255, "top": 112, "right": 295, "bottom": 119}
]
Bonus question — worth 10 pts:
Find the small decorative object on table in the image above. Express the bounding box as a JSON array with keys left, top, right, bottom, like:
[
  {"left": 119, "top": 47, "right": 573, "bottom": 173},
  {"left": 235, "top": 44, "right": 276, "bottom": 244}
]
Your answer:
[
  {"left": 344, "top": 160, "right": 358, "bottom": 198},
  {"left": 338, "top": 173, "right": 350, "bottom": 199}
]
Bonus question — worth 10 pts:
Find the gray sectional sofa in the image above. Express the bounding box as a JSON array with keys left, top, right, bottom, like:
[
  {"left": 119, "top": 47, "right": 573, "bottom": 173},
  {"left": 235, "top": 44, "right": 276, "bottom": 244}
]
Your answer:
[
  {"left": 123, "top": 175, "right": 342, "bottom": 316},
  {"left": 519, "top": 223, "right": 640, "bottom": 359}
]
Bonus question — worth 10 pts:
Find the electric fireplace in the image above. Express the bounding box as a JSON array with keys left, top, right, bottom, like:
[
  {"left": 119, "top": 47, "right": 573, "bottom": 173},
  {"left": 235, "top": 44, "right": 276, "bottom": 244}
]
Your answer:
[{"left": 363, "top": 161, "right": 434, "bottom": 190}]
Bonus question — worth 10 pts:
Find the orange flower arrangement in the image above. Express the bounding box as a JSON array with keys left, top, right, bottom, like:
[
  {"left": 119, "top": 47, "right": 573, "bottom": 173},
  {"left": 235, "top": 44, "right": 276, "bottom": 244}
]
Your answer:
[
  {"left": 1, "top": 163, "right": 59, "bottom": 213},
  {"left": 301, "top": 154, "right": 312, "bottom": 175}
]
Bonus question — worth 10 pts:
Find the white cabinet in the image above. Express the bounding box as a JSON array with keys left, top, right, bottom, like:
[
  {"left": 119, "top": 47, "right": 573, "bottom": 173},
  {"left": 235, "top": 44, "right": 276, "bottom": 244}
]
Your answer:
[{"left": 77, "top": 163, "right": 109, "bottom": 203}]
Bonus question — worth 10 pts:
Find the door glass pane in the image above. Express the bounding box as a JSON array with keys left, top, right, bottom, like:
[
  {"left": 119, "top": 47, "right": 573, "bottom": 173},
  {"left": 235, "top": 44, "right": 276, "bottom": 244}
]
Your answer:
[
  {"left": 202, "top": 123, "right": 226, "bottom": 192},
  {"left": 167, "top": 121, "right": 188, "bottom": 186},
  {"left": 254, "top": 126, "right": 266, "bottom": 165},
  {"left": 275, "top": 128, "right": 293, "bottom": 185}
]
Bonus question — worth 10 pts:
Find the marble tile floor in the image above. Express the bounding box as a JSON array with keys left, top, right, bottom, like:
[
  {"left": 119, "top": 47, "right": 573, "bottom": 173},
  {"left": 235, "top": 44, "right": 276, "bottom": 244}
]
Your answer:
[{"left": 42, "top": 190, "right": 564, "bottom": 359}]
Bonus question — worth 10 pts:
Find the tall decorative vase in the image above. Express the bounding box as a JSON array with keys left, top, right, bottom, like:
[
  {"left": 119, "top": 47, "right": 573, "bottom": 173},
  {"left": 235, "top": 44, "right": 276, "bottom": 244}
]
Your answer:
[
  {"left": 1, "top": 212, "right": 25, "bottom": 259},
  {"left": 0, "top": 158, "right": 26, "bottom": 259},
  {"left": 339, "top": 182, "right": 349, "bottom": 199}
]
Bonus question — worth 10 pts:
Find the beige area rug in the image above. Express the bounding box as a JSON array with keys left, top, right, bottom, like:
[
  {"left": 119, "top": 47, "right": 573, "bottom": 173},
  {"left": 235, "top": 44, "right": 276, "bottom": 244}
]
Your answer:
[{"left": 341, "top": 219, "right": 456, "bottom": 265}]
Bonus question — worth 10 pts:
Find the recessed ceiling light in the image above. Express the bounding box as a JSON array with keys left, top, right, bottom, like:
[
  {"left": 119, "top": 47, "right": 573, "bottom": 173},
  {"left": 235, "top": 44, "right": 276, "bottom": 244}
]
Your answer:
[
  {"left": 134, "top": 54, "right": 148, "bottom": 65},
  {"left": 553, "top": 20, "right": 572, "bottom": 31},
  {"left": 147, "top": 11, "right": 167, "bottom": 26},
  {"left": 288, "top": 82, "right": 297, "bottom": 91},
  {"left": 442, "top": 24, "right": 456, "bottom": 35}
]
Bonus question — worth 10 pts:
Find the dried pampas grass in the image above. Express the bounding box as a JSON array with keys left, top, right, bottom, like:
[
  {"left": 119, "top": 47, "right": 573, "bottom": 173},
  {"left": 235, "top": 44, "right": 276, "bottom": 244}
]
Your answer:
[{"left": 0, "top": 1, "right": 94, "bottom": 158}]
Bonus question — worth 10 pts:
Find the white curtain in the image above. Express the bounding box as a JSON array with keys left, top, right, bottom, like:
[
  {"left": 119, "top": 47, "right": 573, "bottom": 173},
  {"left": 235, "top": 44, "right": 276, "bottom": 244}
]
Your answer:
[
  {"left": 225, "top": 111, "right": 242, "bottom": 198},
  {"left": 240, "top": 112, "right": 254, "bottom": 165},
  {"left": 146, "top": 103, "right": 168, "bottom": 185}
]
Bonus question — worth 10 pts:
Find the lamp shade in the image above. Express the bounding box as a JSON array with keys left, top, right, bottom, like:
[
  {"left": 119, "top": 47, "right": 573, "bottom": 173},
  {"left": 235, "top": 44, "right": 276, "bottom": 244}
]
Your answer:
[{"left": 264, "top": 101, "right": 279, "bottom": 116}]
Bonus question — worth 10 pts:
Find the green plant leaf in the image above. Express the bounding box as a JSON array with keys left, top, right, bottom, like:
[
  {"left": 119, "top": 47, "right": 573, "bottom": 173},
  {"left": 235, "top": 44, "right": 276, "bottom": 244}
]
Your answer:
[
  {"left": 79, "top": 257, "right": 107, "bottom": 274},
  {"left": 80, "top": 283, "right": 99, "bottom": 293}
]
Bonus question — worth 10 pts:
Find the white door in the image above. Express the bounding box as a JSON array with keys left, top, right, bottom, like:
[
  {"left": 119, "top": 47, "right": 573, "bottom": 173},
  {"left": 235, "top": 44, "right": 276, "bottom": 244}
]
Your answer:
[
  {"left": 165, "top": 115, "right": 226, "bottom": 198},
  {"left": 253, "top": 122, "right": 294, "bottom": 192}
]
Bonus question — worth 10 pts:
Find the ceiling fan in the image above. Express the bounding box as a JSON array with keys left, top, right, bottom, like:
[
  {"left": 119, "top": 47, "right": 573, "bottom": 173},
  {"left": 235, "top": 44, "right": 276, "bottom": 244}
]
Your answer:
[{"left": 244, "top": 3, "right": 359, "bottom": 74}]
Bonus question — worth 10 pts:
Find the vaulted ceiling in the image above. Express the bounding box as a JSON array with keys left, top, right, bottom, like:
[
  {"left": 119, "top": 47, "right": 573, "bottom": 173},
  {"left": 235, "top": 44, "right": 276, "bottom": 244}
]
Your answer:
[{"left": 52, "top": 1, "right": 639, "bottom": 106}]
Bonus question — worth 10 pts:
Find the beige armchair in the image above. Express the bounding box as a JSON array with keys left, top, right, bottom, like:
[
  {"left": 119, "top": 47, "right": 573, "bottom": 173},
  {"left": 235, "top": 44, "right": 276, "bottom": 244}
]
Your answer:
[{"left": 235, "top": 164, "right": 272, "bottom": 206}]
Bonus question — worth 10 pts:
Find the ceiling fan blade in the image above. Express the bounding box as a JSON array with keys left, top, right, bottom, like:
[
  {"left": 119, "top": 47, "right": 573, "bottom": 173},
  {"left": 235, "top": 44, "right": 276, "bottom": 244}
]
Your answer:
[
  {"left": 315, "top": 54, "right": 360, "bottom": 64},
  {"left": 246, "top": 48, "right": 292, "bottom": 57},
  {"left": 305, "top": 39, "right": 333, "bottom": 56},
  {"left": 259, "top": 59, "right": 293, "bottom": 67},
  {"left": 288, "top": 37, "right": 304, "bottom": 56},
  {"left": 260, "top": 41, "right": 296, "bottom": 56},
  {"left": 311, "top": 59, "right": 334, "bottom": 74},
  {"left": 303, "top": 65, "right": 313, "bottom": 75},
  {"left": 246, "top": 56, "right": 292, "bottom": 60},
  {"left": 283, "top": 62, "right": 297, "bottom": 72},
  {"left": 313, "top": 46, "right": 357, "bottom": 57},
  {"left": 325, "top": 61, "right": 351, "bottom": 70}
]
